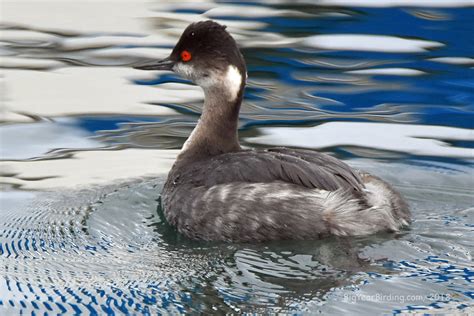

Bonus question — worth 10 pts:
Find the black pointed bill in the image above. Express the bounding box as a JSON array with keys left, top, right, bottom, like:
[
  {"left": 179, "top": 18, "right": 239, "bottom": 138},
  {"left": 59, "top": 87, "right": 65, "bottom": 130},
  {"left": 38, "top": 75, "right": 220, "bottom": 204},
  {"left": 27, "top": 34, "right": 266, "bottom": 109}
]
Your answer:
[{"left": 134, "top": 57, "right": 175, "bottom": 71}]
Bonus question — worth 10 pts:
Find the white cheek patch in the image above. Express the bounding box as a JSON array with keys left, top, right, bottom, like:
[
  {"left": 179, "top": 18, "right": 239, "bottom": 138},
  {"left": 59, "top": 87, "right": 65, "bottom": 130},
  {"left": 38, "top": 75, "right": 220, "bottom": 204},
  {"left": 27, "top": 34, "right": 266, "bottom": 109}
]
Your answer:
[
  {"left": 173, "top": 63, "right": 194, "bottom": 79},
  {"left": 224, "top": 65, "right": 242, "bottom": 102}
]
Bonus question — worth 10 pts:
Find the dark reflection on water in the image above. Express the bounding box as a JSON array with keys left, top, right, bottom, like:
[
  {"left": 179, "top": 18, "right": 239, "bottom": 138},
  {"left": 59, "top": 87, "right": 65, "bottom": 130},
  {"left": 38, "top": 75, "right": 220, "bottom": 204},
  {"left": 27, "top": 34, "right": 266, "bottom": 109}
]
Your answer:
[{"left": 1, "top": 0, "right": 474, "bottom": 314}]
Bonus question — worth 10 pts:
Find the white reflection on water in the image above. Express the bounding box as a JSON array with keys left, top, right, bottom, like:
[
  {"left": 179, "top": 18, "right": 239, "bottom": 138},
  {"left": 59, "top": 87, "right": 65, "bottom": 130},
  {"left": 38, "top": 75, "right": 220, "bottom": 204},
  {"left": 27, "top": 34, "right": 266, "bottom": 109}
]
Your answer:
[
  {"left": 1, "top": 149, "right": 177, "bottom": 189},
  {"left": 204, "top": 5, "right": 315, "bottom": 18},
  {"left": 287, "top": 0, "right": 474, "bottom": 7},
  {"left": 303, "top": 34, "right": 443, "bottom": 53},
  {"left": 247, "top": 122, "right": 474, "bottom": 158},
  {"left": 0, "top": 57, "right": 65, "bottom": 70},
  {"left": 1, "top": 0, "right": 151, "bottom": 34},
  {"left": 1, "top": 68, "right": 203, "bottom": 119},
  {"left": 429, "top": 57, "right": 474, "bottom": 65},
  {"left": 0, "top": 120, "right": 101, "bottom": 160},
  {"left": 346, "top": 68, "right": 426, "bottom": 76}
]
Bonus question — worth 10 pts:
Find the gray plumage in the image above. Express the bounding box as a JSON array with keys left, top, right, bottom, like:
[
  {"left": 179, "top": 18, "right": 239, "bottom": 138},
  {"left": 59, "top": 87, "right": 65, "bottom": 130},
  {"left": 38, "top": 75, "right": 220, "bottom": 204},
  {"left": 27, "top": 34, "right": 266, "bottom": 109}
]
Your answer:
[{"left": 162, "top": 148, "right": 410, "bottom": 242}]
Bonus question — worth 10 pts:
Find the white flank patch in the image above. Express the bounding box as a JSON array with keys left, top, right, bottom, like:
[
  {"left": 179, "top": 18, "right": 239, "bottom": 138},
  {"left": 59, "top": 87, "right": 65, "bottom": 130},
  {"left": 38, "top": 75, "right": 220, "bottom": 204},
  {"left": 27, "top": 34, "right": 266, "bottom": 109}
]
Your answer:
[{"left": 225, "top": 65, "right": 243, "bottom": 101}]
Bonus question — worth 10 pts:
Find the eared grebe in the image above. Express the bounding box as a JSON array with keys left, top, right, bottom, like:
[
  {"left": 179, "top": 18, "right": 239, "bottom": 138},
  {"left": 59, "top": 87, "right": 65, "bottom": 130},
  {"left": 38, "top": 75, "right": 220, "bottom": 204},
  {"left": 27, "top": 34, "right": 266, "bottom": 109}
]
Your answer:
[{"left": 135, "top": 21, "right": 411, "bottom": 242}]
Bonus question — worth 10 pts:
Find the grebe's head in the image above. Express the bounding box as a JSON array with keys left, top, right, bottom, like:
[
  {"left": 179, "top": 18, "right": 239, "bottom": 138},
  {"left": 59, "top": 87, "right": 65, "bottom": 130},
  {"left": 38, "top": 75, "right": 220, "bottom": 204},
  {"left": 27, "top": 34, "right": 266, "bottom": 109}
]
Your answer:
[{"left": 135, "top": 20, "right": 246, "bottom": 101}]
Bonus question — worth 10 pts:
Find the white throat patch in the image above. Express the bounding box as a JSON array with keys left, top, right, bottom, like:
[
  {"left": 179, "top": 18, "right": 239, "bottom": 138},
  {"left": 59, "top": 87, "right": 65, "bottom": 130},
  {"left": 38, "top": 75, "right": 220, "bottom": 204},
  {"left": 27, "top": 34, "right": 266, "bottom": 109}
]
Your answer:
[{"left": 224, "top": 65, "right": 242, "bottom": 102}]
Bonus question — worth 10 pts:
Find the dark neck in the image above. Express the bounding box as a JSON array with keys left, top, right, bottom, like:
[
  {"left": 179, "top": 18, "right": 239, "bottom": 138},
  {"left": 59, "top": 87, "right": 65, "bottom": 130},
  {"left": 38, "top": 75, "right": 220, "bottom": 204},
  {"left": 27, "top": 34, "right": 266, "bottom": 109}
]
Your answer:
[{"left": 177, "top": 84, "right": 244, "bottom": 163}]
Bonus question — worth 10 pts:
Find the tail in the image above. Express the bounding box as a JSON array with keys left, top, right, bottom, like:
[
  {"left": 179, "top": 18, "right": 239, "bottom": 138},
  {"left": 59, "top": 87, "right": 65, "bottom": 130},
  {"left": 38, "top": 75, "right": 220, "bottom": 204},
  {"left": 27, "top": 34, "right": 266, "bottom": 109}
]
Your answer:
[{"left": 322, "top": 174, "right": 410, "bottom": 236}]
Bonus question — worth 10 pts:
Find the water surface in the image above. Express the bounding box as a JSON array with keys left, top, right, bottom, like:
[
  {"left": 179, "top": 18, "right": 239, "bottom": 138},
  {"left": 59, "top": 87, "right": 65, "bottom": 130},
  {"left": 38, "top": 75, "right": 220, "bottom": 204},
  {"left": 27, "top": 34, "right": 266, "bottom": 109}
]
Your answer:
[{"left": 1, "top": 0, "right": 473, "bottom": 314}]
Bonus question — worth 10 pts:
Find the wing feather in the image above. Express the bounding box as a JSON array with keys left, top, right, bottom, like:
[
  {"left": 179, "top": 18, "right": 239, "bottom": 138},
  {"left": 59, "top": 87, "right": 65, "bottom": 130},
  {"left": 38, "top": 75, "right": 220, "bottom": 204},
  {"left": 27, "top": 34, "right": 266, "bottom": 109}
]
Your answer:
[{"left": 171, "top": 148, "right": 364, "bottom": 192}]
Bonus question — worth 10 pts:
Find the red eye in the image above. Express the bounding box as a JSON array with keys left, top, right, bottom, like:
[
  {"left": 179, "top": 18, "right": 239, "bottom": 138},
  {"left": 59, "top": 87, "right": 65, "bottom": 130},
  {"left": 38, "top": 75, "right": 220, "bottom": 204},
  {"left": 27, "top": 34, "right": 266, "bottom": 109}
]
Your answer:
[{"left": 181, "top": 50, "right": 192, "bottom": 62}]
